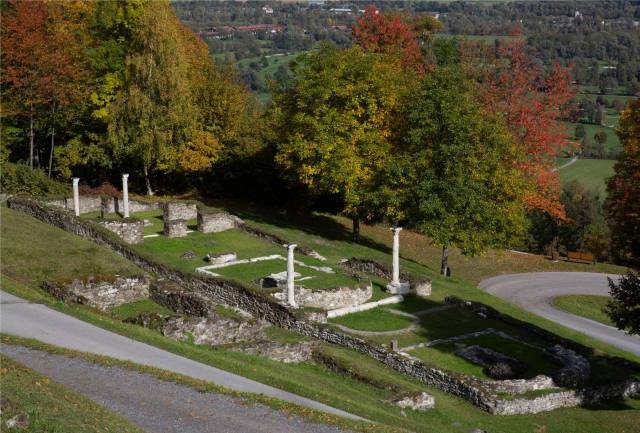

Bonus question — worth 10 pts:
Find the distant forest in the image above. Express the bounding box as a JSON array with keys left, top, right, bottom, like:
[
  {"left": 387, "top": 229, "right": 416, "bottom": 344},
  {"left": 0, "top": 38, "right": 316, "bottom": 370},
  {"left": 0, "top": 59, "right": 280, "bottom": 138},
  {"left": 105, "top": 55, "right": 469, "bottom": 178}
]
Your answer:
[{"left": 172, "top": 1, "right": 640, "bottom": 94}]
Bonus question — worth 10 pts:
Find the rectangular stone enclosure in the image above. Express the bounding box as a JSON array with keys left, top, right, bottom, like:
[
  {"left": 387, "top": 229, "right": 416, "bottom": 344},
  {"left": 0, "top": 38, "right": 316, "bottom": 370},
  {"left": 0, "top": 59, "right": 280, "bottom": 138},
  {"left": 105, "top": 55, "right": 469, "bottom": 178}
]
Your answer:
[
  {"left": 197, "top": 211, "right": 238, "bottom": 233},
  {"left": 165, "top": 219, "right": 188, "bottom": 238},
  {"left": 99, "top": 220, "right": 144, "bottom": 244},
  {"left": 163, "top": 202, "right": 197, "bottom": 221}
]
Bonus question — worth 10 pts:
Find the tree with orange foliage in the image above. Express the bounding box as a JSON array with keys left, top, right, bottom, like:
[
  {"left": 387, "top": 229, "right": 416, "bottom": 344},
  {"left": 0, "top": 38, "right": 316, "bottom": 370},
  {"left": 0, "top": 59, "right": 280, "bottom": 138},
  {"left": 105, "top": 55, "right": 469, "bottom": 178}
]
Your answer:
[
  {"left": 481, "top": 37, "right": 575, "bottom": 224},
  {"left": 1, "top": 0, "right": 90, "bottom": 174},
  {"left": 352, "top": 5, "right": 432, "bottom": 72}
]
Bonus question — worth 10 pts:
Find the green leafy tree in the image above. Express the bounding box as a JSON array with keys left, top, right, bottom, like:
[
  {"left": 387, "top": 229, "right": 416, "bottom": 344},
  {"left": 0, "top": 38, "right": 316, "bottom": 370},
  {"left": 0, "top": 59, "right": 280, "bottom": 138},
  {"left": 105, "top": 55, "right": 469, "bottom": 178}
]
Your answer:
[
  {"left": 606, "top": 271, "right": 640, "bottom": 335},
  {"left": 273, "top": 44, "right": 411, "bottom": 240},
  {"left": 606, "top": 99, "right": 640, "bottom": 266},
  {"left": 108, "top": 1, "right": 227, "bottom": 194},
  {"left": 401, "top": 67, "right": 526, "bottom": 275}
]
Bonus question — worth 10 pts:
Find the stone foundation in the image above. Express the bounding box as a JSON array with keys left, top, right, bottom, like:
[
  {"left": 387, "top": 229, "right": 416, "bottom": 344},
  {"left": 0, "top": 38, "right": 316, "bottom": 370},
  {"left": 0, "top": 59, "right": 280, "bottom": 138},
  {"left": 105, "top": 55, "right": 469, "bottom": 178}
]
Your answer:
[
  {"left": 231, "top": 341, "right": 318, "bottom": 363},
  {"left": 46, "top": 195, "right": 160, "bottom": 215},
  {"left": 455, "top": 345, "right": 527, "bottom": 380},
  {"left": 150, "top": 281, "right": 217, "bottom": 317},
  {"left": 164, "top": 219, "right": 187, "bottom": 238},
  {"left": 163, "top": 202, "right": 197, "bottom": 221},
  {"left": 43, "top": 276, "right": 149, "bottom": 311},
  {"left": 206, "top": 252, "right": 237, "bottom": 265},
  {"left": 273, "top": 285, "right": 372, "bottom": 310},
  {"left": 393, "top": 392, "right": 435, "bottom": 411},
  {"left": 414, "top": 280, "right": 432, "bottom": 297},
  {"left": 197, "top": 211, "right": 242, "bottom": 233},
  {"left": 546, "top": 345, "right": 591, "bottom": 387},
  {"left": 98, "top": 219, "right": 144, "bottom": 244},
  {"left": 162, "top": 316, "right": 268, "bottom": 346}
]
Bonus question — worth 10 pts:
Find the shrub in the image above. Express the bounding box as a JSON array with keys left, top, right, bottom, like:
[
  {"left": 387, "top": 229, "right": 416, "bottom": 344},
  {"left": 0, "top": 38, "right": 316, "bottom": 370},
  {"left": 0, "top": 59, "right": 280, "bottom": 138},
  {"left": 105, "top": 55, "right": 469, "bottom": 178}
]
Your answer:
[
  {"left": 79, "top": 182, "right": 121, "bottom": 198},
  {"left": 0, "top": 162, "right": 69, "bottom": 196}
]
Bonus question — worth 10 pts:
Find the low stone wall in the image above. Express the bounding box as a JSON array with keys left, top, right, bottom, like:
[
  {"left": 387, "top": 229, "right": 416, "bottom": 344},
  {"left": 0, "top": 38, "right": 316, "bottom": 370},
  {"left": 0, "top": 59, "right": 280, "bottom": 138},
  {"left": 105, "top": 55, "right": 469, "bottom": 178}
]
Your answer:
[
  {"left": 43, "top": 276, "right": 149, "bottom": 311},
  {"left": 198, "top": 211, "right": 242, "bottom": 233},
  {"left": 8, "top": 196, "right": 640, "bottom": 415},
  {"left": 274, "top": 285, "right": 372, "bottom": 311},
  {"left": 326, "top": 295, "right": 403, "bottom": 319},
  {"left": 46, "top": 195, "right": 160, "bottom": 216},
  {"left": 163, "top": 201, "right": 197, "bottom": 221},
  {"left": 150, "top": 281, "right": 218, "bottom": 317},
  {"left": 99, "top": 219, "right": 144, "bottom": 244},
  {"left": 491, "top": 380, "right": 640, "bottom": 415},
  {"left": 164, "top": 219, "right": 187, "bottom": 238}
]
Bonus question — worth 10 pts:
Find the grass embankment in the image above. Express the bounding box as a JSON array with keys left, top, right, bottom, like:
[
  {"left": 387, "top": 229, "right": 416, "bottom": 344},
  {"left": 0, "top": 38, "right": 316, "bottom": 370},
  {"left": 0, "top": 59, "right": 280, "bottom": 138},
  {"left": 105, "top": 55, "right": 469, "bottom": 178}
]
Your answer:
[
  {"left": 553, "top": 295, "right": 615, "bottom": 327},
  {"left": 0, "top": 355, "right": 145, "bottom": 433},
  {"left": 3, "top": 206, "right": 640, "bottom": 433},
  {"left": 557, "top": 158, "right": 616, "bottom": 194}
]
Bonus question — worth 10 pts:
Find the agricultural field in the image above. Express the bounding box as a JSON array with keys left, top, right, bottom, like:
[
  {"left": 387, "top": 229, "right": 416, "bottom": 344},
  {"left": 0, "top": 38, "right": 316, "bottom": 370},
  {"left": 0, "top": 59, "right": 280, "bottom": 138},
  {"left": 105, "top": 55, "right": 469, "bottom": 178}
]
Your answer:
[{"left": 556, "top": 157, "right": 616, "bottom": 194}]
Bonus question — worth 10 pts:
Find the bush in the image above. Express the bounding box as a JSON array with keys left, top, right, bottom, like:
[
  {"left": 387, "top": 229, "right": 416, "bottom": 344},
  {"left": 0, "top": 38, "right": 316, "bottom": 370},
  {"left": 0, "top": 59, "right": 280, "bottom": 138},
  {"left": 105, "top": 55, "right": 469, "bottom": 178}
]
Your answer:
[
  {"left": 79, "top": 182, "right": 121, "bottom": 198},
  {"left": 0, "top": 162, "right": 69, "bottom": 196}
]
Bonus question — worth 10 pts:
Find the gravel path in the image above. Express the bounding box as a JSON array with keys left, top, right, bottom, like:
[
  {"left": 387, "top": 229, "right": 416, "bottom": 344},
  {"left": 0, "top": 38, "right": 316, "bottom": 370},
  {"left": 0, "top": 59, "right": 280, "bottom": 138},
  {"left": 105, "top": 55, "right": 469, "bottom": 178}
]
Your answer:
[
  {"left": 479, "top": 272, "right": 640, "bottom": 356},
  {"left": 1, "top": 345, "right": 353, "bottom": 433},
  {"left": 552, "top": 155, "right": 579, "bottom": 172},
  {"left": 0, "top": 290, "right": 364, "bottom": 421}
]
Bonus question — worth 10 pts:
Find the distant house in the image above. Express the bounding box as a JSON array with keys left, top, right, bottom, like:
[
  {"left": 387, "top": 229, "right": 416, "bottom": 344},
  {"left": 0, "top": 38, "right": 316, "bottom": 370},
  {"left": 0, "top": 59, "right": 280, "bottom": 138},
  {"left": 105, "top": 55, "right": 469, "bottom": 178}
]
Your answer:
[
  {"left": 262, "top": 5, "right": 274, "bottom": 14},
  {"left": 329, "top": 8, "right": 352, "bottom": 15}
]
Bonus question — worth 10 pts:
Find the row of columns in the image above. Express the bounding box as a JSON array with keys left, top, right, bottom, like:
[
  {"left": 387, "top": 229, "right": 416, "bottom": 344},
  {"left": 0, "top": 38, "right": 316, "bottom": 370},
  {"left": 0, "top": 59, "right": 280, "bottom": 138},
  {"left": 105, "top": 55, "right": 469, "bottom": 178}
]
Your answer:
[{"left": 71, "top": 174, "right": 130, "bottom": 218}]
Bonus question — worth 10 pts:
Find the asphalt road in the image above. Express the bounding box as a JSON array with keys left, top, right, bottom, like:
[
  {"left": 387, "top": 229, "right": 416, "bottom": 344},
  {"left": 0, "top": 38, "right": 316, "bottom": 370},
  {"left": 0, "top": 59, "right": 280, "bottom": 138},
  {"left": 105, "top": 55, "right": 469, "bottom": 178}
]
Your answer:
[
  {"left": 479, "top": 272, "right": 640, "bottom": 356},
  {"left": 0, "top": 290, "right": 364, "bottom": 423},
  {"left": 2, "top": 344, "right": 352, "bottom": 433}
]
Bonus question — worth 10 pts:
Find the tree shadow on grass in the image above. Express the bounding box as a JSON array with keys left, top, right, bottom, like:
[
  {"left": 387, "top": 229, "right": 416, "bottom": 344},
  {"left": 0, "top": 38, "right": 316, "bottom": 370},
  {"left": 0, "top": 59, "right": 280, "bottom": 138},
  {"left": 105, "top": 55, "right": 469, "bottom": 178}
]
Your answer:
[{"left": 200, "top": 197, "right": 393, "bottom": 255}]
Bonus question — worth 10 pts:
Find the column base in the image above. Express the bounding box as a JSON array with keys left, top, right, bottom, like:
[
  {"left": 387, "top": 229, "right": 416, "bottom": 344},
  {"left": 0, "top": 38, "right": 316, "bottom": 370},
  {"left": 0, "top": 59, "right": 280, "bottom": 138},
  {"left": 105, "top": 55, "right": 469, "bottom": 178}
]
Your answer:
[{"left": 386, "top": 281, "right": 411, "bottom": 295}]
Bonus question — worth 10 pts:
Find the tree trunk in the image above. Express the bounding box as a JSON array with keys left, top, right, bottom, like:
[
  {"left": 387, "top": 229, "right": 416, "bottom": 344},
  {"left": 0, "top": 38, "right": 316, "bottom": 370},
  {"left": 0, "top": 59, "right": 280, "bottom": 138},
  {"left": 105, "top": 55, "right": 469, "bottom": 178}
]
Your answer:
[
  {"left": 352, "top": 217, "right": 360, "bottom": 242},
  {"left": 440, "top": 245, "right": 449, "bottom": 276},
  {"left": 48, "top": 102, "right": 56, "bottom": 177},
  {"left": 143, "top": 165, "right": 154, "bottom": 196},
  {"left": 29, "top": 104, "right": 34, "bottom": 169}
]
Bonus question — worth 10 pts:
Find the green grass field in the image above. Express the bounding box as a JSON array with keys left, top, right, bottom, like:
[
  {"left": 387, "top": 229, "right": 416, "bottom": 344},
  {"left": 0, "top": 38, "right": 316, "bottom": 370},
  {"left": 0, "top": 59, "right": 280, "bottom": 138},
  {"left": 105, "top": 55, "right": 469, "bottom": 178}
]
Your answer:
[
  {"left": 553, "top": 295, "right": 615, "bottom": 327},
  {"left": 0, "top": 355, "right": 145, "bottom": 433},
  {"left": 562, "top": 121, "right": 621, "bottom": 155},
  {"left": 2, "top": 205, "right": 639, "bottom": 433},
  {"left": 557, "top": 158, "right": 615, "bottom": 193}
]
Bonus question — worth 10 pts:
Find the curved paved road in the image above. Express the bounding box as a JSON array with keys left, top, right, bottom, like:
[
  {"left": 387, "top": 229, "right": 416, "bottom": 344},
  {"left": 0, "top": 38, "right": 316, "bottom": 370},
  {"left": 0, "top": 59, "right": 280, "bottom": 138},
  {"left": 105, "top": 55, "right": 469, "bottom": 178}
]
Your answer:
[
  {"left": 0, "top": 290, "right": 364, "bottom": 423},
  {"left": 479, "top": 272, "right": 640, "bottom": 357}
]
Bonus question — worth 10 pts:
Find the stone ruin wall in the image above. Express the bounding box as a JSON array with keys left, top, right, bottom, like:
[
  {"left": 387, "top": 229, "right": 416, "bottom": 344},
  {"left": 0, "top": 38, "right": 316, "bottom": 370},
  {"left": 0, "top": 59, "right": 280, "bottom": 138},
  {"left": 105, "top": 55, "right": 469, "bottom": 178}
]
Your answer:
[
  {"left": 163, "top": 202, "right": 197, "bottom": 221},
  {"left": 45, "top": 195, "right": 160, "bottom": 215},
  {"left": 7, "top": 196, "right": 639, "bottom": 416},
  {"left": 99, "top": 219, "right": 144, "bottom": 244}
]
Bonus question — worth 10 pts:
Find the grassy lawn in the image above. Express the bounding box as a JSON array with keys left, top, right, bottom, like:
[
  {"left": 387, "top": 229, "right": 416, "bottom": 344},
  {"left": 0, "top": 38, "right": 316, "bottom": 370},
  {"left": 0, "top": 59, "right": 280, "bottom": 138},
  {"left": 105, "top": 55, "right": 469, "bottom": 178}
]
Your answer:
[
  {"left": 557, "top": 158, "right": 616, "bottom": 194},
  {"left": 0, "top": 355, "right": 145, "bottom": 433},
  {"left": 3, "top": 206, "right": 640, "bottom": 432},
  {"left": 330, "top": 308, "right": 415, "bottom": 332},
  {"left": 562, "top": 121, "right": 620, "bottom": 154},
  {"left": 109, "top": 299, "right": 175, "bottom": 320},
  {"left": 553, "top": 295, "right": 615, "bottom": 327}
]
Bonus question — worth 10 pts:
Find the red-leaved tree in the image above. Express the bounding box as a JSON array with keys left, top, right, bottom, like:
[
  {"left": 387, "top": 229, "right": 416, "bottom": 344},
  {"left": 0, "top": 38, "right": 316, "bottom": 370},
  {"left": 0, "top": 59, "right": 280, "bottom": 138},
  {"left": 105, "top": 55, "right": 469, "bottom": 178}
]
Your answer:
[
  {"left": 352, "top": 5, "right": 423, "bottom": 72},
  {"left": 482, "top": 36, "right": 576, "bottom": 222}
]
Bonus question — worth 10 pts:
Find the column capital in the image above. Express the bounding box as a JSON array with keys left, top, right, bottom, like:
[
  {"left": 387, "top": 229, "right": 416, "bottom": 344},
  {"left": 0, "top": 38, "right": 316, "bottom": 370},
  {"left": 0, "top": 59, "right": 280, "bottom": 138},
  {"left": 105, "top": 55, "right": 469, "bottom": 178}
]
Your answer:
[
  {"left": 72, "top": 177, "right": 80, "bottom": 184},
  {"left": 286, "top": 243, "right": 298, "bottom": 250},
  {"left": 122, "top": 173, "right": 129, "bottom": 179},
  {"left": 390, "top": 226, "right": 402, "bottom": 233}
]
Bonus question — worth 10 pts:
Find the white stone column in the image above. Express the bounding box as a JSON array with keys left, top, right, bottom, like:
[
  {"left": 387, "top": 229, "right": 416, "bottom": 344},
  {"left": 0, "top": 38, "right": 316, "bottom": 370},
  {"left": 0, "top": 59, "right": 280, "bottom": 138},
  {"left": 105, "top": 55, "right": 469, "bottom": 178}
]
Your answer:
[
  {"left": 286, "top": 244, "right": 297, "bottom": 307},
  {"left": 387, "top": 227, "right": 410, "bottom": 294},
  {"left": 391, "top": 227, "right": 402, "bottom": 286},
  {"left": 122, "top": 173, "right": 130, "bottom": 218},
  {"left": 72, "top": 177, "right": 80, "bottom": 217}
]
